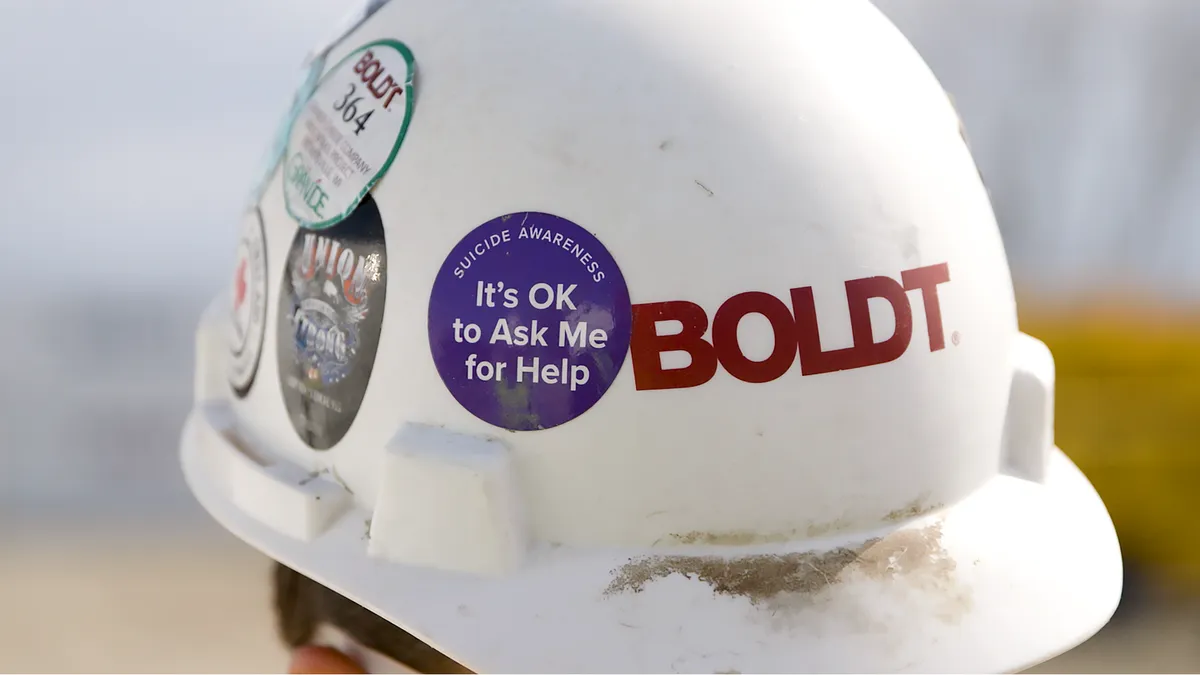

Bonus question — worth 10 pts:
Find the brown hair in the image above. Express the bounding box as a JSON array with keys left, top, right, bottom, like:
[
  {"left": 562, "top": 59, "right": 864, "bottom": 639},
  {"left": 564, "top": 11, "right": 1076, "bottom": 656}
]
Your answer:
[{"left": 272, "top": 562, "right": 472, "bottom": 674}]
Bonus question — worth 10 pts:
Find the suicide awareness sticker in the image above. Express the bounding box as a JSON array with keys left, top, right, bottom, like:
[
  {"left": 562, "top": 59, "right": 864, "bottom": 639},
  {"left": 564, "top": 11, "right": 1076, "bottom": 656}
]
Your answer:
[
  {"left": 283, "top": 40, "right": 416, "bottom": 231},
  {"left": 429, "top": 213, "right": 633, "bottom": 431},
  {"left": 228, "top": 208, "right": 269, "bottom": 397},
  {"left": 278, "top": 195, "right": 387, "bottom": 450}
]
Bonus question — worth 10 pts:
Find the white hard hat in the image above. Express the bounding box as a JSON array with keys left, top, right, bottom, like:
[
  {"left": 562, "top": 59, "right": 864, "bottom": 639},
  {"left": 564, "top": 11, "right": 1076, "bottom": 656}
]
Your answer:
[{"left": 180, "top": 0, "right": 1123, "bottom": 672}]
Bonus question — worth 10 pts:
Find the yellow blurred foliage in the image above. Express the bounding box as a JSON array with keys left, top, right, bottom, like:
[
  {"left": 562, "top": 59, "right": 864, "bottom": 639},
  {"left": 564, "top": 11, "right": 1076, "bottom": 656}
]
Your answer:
[{"left": 1020, "top": 300, "right": 1200, "bottom": 592}]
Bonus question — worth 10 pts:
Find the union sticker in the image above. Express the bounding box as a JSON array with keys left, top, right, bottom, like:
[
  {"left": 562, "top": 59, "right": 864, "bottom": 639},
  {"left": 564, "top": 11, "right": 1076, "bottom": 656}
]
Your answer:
[
  {"left": 277, "top": 194, "right": 388, "bottom": 450},
  {"left": 283, "top": 40, "right": 416, "bottom": 230},
  {"left": 228, "top": 208, "right": 269, "bottom": 397},
  {"left": 428, "top": 213, "right": 633, "bottom": 431}
]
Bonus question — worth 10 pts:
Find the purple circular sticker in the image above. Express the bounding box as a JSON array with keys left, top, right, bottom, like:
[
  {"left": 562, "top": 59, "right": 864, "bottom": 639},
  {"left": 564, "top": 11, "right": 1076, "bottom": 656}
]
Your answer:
[{"left": 429, "top": 212, "right": 632, "bottom": 431}]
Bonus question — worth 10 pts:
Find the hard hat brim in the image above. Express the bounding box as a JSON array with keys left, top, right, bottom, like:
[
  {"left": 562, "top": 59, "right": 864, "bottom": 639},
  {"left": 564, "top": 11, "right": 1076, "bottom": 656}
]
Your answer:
[{"left": 181, "top": 406, "right": 1121, "bottom": 674}]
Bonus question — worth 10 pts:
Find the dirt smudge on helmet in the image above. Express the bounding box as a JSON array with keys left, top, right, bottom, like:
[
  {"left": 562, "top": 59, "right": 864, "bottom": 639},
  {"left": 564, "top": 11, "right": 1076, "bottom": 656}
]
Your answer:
[
  {"left": 670, "top": 530, "right": 792, "bottom": 546},
  {"left": 665, "top": 501, "right": 940, "bottom": 547},
  {"left": 882, "top": 493, "right": 943, "bottom": 523},
  {"left": 606, "top": 544, "right": 863, "bottom": 600},
  {"left": 605, "top": 523, "right": 970, "bottom": 624},
  {"left": 667, "top": 517, "right": 852, "bottom": 546}
]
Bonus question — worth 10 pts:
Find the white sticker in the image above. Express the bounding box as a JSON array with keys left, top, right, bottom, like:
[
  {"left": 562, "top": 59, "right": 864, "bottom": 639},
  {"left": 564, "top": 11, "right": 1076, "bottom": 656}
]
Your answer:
[
  {"left": 229, "top": 208, "right": 269, "bottom": 397},
  {"left": 283, "top": 40, "right": 416, "bottom": 230}
]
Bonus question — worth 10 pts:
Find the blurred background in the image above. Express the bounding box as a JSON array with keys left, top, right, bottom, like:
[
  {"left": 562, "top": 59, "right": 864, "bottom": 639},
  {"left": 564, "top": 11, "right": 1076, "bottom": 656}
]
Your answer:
[{"left": 1, "top": 0, "right": 1197, "bottom": 672}]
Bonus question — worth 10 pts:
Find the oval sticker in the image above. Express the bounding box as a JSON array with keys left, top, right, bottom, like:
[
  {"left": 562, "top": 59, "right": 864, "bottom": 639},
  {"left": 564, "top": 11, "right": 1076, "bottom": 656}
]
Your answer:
[
  {"left": 283, "top": 40, "right": 416, "bottom": 231},
  {"left": 277, "top": 194, "right": 388, "bottom": 449}
]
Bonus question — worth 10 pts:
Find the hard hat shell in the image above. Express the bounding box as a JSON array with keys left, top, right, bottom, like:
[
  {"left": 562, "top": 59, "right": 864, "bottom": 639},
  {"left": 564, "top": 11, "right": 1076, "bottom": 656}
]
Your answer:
[{"left": 181, "top": 0, "right": 1122, "bottom": 672}]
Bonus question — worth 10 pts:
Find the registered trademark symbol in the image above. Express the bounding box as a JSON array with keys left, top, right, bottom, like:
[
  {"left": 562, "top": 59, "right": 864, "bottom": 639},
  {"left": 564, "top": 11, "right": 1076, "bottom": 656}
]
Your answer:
[{"left": 951, "top": 331, "right": 961, "bottom": 346}]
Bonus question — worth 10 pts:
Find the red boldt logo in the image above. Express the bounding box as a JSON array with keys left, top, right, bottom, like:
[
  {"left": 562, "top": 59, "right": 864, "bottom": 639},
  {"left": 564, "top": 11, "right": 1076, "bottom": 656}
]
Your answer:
[{"left": 629, "top": 262, "right": 951, "bottom": 391}]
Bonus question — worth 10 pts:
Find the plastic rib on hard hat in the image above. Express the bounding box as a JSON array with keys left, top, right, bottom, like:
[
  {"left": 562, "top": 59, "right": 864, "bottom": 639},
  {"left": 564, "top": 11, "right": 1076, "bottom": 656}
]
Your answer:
[{"left": 180, "top": 0, "right": 1123, "bottom": 672}]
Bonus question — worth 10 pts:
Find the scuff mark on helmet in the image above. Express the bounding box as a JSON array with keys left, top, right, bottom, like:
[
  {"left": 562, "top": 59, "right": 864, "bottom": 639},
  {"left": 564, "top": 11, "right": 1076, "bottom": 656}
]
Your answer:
[
  {"left": 883, "top": 494, "right": 943, "bottom": 523},
  {"left": 605, "top": 524, "right": 970, "bottom": 623},
  {"left": 664, "top": 496, "right": 943, "bottom": 548}
]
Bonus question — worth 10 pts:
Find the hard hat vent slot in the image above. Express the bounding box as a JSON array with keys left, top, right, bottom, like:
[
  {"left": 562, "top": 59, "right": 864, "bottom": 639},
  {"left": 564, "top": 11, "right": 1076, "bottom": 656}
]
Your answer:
[{"left": 196, "top": 403, "right": 352, "bottom": 541}]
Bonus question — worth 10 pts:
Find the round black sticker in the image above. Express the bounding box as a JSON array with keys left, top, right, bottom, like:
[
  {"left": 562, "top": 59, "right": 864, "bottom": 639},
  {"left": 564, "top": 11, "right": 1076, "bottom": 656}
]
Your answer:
[{"left": 277, "top": 194, "right": 387, "bottom": 450}]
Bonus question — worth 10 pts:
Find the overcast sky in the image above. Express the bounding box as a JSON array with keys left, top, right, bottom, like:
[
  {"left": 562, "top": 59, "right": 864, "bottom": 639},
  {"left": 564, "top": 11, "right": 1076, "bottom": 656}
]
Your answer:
[
  {"left": 1, "top": 0, "right": 1196, "bottom": 300},
  {"left": 0, "top": 0, "right": 347, "bottom": 292}
]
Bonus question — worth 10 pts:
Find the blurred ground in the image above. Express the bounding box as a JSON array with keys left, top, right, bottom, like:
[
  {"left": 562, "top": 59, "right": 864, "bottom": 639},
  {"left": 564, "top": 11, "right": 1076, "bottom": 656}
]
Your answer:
[{"left": 0, "top": 523, "right": 286, "bottom": 674}]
